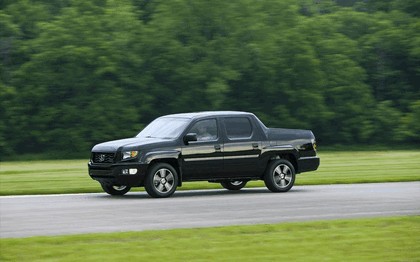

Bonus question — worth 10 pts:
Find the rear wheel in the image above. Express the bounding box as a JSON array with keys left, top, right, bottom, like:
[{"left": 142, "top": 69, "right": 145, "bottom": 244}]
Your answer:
[
  {"left": 264, "top": 159, "right": 295, "bottom": 192},
  {"left": 101, "top": 184, "right": 131, "bottom": 196},
  {"left": 145, "top": 163, "right": 178, "bottom": 198},
  {"left": 220, "top": 180, "right": 247, "bottom": 190}
]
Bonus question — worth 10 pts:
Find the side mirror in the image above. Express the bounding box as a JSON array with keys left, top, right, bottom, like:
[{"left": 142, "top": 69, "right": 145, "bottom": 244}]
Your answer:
[{"left": 184, "top": 133, "right": 197, "bottom": 145}]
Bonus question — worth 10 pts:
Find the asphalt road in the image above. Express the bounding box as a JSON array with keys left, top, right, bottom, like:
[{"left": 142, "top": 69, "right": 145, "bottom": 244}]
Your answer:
[{"left": 1, "top": 182, "right": 419, "bottom": 238}]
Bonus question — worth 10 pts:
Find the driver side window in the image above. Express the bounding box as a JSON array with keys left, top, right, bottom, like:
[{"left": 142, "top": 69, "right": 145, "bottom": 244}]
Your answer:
[{"left": 189, "top": 119, "right": 218, "bottom": 141}]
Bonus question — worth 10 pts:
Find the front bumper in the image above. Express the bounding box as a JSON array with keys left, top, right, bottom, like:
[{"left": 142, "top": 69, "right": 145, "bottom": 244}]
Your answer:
[{"left": 88, "top": 161, "right": 148, "bottom": 187}]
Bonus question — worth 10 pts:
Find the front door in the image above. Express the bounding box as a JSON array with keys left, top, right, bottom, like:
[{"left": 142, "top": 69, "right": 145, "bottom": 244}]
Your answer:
[{"left": 181, "top": 118, "right": 224, "bottom": 180}]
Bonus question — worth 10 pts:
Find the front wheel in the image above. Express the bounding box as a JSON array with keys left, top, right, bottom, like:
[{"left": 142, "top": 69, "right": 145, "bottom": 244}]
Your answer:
[
  {"left": 220, "top": 180, "right": 247, "bottom": 190},
  {"left": 145, "top": 163, "right": 178, "bottom": 198},
  {"left": 264, "top": 159, "right": 295, "bottom": 192},
  {"left": 101, "top": 183, "right": 131, "bottom": 196}
]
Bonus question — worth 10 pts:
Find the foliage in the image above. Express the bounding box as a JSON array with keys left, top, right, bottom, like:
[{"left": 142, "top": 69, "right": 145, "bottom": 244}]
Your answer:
[{"left": 0, "top": 0, "right": 419, "bottom": 158}]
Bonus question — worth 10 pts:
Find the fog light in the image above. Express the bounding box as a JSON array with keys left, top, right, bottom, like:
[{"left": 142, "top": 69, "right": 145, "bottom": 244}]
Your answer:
[
  {"left": 129, "top": 168, "right": 138, "bottom": 175},
  {"left": 122, "top": 169, "right": 129, "bottom": 175}
]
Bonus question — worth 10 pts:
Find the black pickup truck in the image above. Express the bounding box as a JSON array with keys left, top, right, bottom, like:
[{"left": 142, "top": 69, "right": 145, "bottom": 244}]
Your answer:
[{"left": 88, "top": 111, "right": 319, "bottom": 198}]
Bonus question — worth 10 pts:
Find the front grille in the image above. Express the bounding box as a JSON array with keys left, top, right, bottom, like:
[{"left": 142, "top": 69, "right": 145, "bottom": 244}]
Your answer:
[{"left": 92, "top": 153, "right": 115, "bottom": 163}]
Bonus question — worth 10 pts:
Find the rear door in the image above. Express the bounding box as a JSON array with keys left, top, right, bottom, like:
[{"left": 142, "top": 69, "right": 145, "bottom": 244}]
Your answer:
[{"left": 222, "top": 116, "right": 262, "bottom": 178}]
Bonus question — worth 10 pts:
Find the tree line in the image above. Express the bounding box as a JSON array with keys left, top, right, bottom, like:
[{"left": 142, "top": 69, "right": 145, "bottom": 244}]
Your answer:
[{"left": 0, "top": 0, "right": 419, "bottom": 159}]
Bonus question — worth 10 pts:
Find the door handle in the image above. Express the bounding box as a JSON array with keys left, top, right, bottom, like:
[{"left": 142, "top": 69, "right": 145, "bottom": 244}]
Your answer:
[
  {"left": 252, "top": 143, "right": 259, "bottom": 149},
  {"left": 214, "top": 144, "right": 221, "bottom": 151}
]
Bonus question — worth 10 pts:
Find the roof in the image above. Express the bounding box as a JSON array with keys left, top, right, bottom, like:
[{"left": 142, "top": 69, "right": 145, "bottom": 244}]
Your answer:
[{"left": 161, "top": 111, "right": 254, "bottom": 119}]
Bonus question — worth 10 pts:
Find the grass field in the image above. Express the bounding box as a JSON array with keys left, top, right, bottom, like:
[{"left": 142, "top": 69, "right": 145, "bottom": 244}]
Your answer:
[
  {"left": 1, "top": 216, "right": 419, "bottom": 261},
  {"left": 1, "top": 150, "right": 419, "bottom": 195}
]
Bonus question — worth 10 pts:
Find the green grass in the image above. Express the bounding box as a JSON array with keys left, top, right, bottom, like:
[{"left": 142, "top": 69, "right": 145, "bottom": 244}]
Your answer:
[
  {"left": 1, "top": 151, "right": 419, "bottom": 195},
  {"left": 1, "top": 216, "right": 419, "bottom": 261}
]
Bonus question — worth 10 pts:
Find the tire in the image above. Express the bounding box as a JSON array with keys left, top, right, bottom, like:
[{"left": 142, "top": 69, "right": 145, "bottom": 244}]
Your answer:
[
  {"left": 220, "top": 180, "right": 247, "bottom": 190},
  {"left": 101, "top": 183, "right": 131, "bottom": 196},
  {"left": 145, "top": 163, "right": 178, "bottom": 198},
  {"left": 264, "top": 159, "right": 295, "bottom": 192}
]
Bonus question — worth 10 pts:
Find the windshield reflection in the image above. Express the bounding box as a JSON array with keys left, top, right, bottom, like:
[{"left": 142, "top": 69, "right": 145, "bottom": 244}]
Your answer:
[{"left": 136, "top": 117, "right": 190, "bottom": 139}]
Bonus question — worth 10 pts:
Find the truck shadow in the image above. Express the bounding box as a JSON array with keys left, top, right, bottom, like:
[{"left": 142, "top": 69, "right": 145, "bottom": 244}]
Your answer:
[{"left": 99, "top": 187, "right": 303, "bottom": 199}]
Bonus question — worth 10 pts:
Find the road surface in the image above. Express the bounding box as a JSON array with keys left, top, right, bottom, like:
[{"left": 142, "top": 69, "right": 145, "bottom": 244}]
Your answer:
[{"left": 1, "top": 182, "right": 419, "bottom": 238}]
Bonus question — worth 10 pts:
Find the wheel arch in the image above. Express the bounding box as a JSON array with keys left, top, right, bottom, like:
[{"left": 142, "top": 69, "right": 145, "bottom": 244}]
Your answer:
[
  {"left": 148, "top": 158, "right": 182, "bottom": 186},
  {"left": 265, "top": 151, "right": 298, "bottom": 175},
  {"left": 277, "top": 153, "right": 298, "bottom": 173}
]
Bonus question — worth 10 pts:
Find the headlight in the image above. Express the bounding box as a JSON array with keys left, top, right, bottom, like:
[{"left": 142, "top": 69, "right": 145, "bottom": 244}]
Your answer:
[{"left": 122, "top": 151, "right": 138, "bottom": 159}]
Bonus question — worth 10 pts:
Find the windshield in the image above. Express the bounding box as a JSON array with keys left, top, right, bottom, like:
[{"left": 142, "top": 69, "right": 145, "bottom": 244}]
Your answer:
[{"left": 136, "top": 117, "right": 190, "bottom": 139}]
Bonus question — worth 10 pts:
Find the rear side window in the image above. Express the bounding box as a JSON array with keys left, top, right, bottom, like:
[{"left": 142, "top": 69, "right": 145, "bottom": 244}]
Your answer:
[{"left": 224, "top": 117, "right": 253, "bottom": 139}]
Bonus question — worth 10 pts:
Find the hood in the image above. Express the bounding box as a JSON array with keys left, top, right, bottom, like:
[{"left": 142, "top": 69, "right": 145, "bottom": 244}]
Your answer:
[{"left": 91, "top": 137, "right": 169, "bottom": 152}]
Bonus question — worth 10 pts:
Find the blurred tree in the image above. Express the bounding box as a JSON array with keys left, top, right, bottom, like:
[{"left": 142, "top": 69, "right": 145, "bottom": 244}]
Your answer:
[
  {"left": 141, "top": 0, "right": 249, "bottom": 117},
  {"left": 325, "top": 8, "right": 419, "bottom": 143},
  {"left": 361, "top": 12, "right": 418, "bottom": 111},
  {"left": 0, "top": 8, "right": 26, "bottom": 156},
  {"left": 293, "top": 12, "right": 375, "bottom": 143},
  {"left": 400, "top": 100, "right": 420, "bottom": 143},
  {"left": 0, "top": 11, "right": 19, "bottom": 85},
  {"left": 8, "top": 0, "right": 144, "bottom": 154},
  {"left": 356, "top": 0, "right": 420, "bottom": 17},
  {"left": 373, "top": 101, "right": 403, "bottom": 142},
  {"left": 131, "top": 0, "right": 161, "bottom": 24},
  {"left": 0, "top": 83, "right": 16, "bottom": 158}
]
